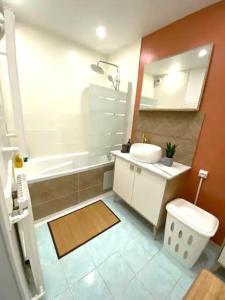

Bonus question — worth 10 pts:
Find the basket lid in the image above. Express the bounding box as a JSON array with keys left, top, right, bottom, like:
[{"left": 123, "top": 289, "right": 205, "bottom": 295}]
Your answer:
[{"left": 166, "top": 199, "right": 219, "bottom": 237}]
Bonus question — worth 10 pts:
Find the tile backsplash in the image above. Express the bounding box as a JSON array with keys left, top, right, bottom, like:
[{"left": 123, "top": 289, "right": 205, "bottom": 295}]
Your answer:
[{"left": 132, "top": 111, "right": 204, "bottom": 166}]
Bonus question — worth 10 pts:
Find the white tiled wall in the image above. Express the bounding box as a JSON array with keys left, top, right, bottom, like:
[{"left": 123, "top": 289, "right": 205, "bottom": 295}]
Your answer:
[
  {"left": 1, "top": 22, "right": 140, "bottom": 159},
  {"left": 14, "top": 23, "right": 109, "bottom": 158}
]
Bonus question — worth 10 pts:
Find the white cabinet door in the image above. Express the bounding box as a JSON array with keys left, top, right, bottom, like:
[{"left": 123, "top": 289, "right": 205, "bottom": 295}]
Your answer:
[
  {"left": 132, "top": 166, "right": 166, "bottom": 226},
  {"left": 113, "top": 157, "right": 135, "bottom": 204}
]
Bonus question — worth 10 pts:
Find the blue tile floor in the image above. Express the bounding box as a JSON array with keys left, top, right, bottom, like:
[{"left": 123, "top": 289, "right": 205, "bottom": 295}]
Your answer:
[{"left": 36, "top": 194, "right": 225, "bottom": 300}]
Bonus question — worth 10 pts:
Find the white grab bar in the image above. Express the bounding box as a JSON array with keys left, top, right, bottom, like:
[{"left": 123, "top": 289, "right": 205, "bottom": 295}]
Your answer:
[
  {"left": 6, "top": 133, "right": 17, "bottom": 137},
  {"left": 2, "top": 146, "right": 18, "bottom": 153}
]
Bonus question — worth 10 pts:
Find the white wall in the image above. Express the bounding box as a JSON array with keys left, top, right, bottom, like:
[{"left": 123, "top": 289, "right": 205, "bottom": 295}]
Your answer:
[
  {"left": 154, "top": 71, "right": 188, "bottom": 108},
  {"left": 141, "top": 67, "right": 207, "bottom": 109},
  {"left": 184, "top": 67, "right": 206, "bottom": 108},
  {"left": 142, "top": 73, "right": 154, "bottom": 99},
  {"left": 1, "top": 22, "right": 140, "bottom": 158},
  {"left": 108, "top": 40, "right": 141, "bottom": 139},
  {"left": 14, "top": 23, "right": 109, "bottom": 157}
]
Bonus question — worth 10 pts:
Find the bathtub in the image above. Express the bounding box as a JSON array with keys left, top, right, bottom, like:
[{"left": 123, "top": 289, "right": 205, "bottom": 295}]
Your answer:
[
  {"left": 26, "top": 152, "right": 115, "bottom": 220},
  {"left": 25, "top": 151, "right": 114, "bottom": 183}
]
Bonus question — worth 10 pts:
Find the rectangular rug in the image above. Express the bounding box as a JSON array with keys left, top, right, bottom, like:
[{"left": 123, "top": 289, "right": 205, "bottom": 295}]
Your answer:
[{"left": 48, "top": 200, "right": 120, "bottom": 258}]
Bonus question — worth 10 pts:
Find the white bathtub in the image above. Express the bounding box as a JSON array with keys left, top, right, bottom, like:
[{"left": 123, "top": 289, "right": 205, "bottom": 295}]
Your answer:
[{"left": 25, "top": 152, "right": 114, "bottom": 183}]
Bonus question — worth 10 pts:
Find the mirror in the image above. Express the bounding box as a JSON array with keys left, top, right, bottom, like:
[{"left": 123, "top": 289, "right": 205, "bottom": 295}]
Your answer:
[{"left": 140, "top": 44, "right": 213, "bottom": 111}]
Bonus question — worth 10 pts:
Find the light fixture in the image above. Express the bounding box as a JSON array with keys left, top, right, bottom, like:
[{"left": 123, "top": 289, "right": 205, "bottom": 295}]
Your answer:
[
  {"left": 198, "top": 49, "right": 207, "bottom": 57},
  {"left": 96, "top": 26, "right": 106, "bottom": 39}
]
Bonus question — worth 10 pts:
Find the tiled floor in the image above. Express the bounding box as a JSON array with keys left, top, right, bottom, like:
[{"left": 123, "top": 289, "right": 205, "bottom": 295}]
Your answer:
[{"left": 35, "top": 194, "right": 224, "bottom": 300}]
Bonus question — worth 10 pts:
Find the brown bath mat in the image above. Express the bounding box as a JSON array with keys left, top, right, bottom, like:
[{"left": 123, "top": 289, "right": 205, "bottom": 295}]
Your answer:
[{"left": 48, "top": 200, "right": 120, "bottom": 258}]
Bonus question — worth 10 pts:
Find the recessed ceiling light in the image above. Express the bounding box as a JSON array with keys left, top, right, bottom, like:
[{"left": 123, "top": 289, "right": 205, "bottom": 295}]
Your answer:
[
  {"left": 96, "top": 26, "right": 106, "bottom": 39},
  {"left": 198, "top": 49, "right": 207, "bottom": 57}
]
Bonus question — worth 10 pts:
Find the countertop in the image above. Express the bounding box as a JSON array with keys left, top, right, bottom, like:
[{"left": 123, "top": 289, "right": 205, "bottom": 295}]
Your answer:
[
  {"left": 184, "top": 269, "right": 225, "bottom": 300},
  {"left": 111, "top": 150, "right": 191, "bottom": 180}
]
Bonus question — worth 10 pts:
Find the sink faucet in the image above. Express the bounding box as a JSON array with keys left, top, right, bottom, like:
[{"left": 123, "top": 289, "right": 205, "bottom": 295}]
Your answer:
[{"left": 141, "top": 133, "right": 148, "bottom": 143}]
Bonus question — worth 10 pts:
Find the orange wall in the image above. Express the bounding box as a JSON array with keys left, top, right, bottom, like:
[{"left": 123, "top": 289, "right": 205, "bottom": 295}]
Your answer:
[{"left": 133, "top": 1, "right": 225, "bottom": 244}]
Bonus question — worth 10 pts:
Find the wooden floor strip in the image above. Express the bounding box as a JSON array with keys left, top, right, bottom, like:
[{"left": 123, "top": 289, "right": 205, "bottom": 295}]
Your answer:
[{"left": 48, "top": 200, "right": 120, "bottom": 258}]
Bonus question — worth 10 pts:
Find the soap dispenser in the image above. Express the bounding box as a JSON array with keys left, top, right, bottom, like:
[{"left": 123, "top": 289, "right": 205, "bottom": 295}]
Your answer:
[
  {"left": 121, "top": 139, "right": 132, "bottom": 153},
  {"left": 14, "top": 153, "right": 23, "bottom": 168}
]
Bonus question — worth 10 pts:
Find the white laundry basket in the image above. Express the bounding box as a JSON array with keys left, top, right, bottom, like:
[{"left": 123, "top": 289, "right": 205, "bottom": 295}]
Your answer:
[{"left": 164, "top": 199, "right": 219, "bottom": 269}]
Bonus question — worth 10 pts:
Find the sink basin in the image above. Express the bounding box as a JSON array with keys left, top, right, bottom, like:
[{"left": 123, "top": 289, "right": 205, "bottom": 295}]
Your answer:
[{"left": 130, "top": 143, "right": 162, "bottom": 163}]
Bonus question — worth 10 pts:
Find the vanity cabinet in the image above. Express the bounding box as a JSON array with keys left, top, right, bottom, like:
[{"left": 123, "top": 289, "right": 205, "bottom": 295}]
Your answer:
[
  {"left": 132, "top": 166, "right": 166, "bottom": 226},
  {"left": 113, "top": 157, "right": 135, "bottom": 205},
  {"left": 113, "top": 155, "right": 189, "bottom": 237}
]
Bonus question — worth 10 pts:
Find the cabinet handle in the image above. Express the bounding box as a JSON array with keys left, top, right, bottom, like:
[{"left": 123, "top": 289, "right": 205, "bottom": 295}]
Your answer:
[
  {"left": 136, "top": 166, "right": 142, "bottom": 174},
  {"left": 130, "top": 164, "right": 135, "bottom": 170}
]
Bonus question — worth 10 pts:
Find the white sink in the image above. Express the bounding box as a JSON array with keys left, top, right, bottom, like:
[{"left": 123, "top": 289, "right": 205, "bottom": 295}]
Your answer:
[{"left": 130, "top": 143, "right": 162, "bottom": 163}]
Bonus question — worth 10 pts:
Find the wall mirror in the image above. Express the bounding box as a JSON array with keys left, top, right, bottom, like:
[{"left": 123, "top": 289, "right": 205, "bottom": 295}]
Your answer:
[{"left": 140, "top": 44, "right": 213, "bottom": 111}]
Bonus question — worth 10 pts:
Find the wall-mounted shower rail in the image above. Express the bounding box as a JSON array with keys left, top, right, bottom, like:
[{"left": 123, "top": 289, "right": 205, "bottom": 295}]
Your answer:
[
  {"left": 4, "top": 9, "right": 28, "bottom": 157},
  {"left": 6, "top": 133, "right": 16, "bottom": 137},
  {"left": 2, "top": 146, "right": 18, "bottom": 153}
]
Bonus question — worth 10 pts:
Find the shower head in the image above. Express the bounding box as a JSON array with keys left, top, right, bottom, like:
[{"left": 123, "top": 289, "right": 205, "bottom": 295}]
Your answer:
[
  {"left": 91, "top": 60, "right": 120, "bottom": 90},
  {"left": 90, "top": 63, "right": 104, "bottom": 74},
  {"left": 107, "top": 74, "right": 117, "bottom": 90}
]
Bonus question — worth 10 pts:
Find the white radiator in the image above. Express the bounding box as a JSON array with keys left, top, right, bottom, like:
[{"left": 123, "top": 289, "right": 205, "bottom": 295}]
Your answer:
[{"left": 14, "top": 173, "right": 44, "bottom": 299}]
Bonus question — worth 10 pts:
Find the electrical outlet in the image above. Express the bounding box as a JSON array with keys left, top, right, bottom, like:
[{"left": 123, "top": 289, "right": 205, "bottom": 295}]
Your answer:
[{"left": 198, "top": 169, "right": 208, "bottom": 179}]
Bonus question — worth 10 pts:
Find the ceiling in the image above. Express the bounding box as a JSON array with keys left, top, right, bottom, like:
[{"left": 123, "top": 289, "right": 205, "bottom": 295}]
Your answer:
[
  {"left": 2, "top": 0, "right": 220, "bottom": 55},
  {"left": 145, "top": 44, "right": 213, "bottom": 76}
]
